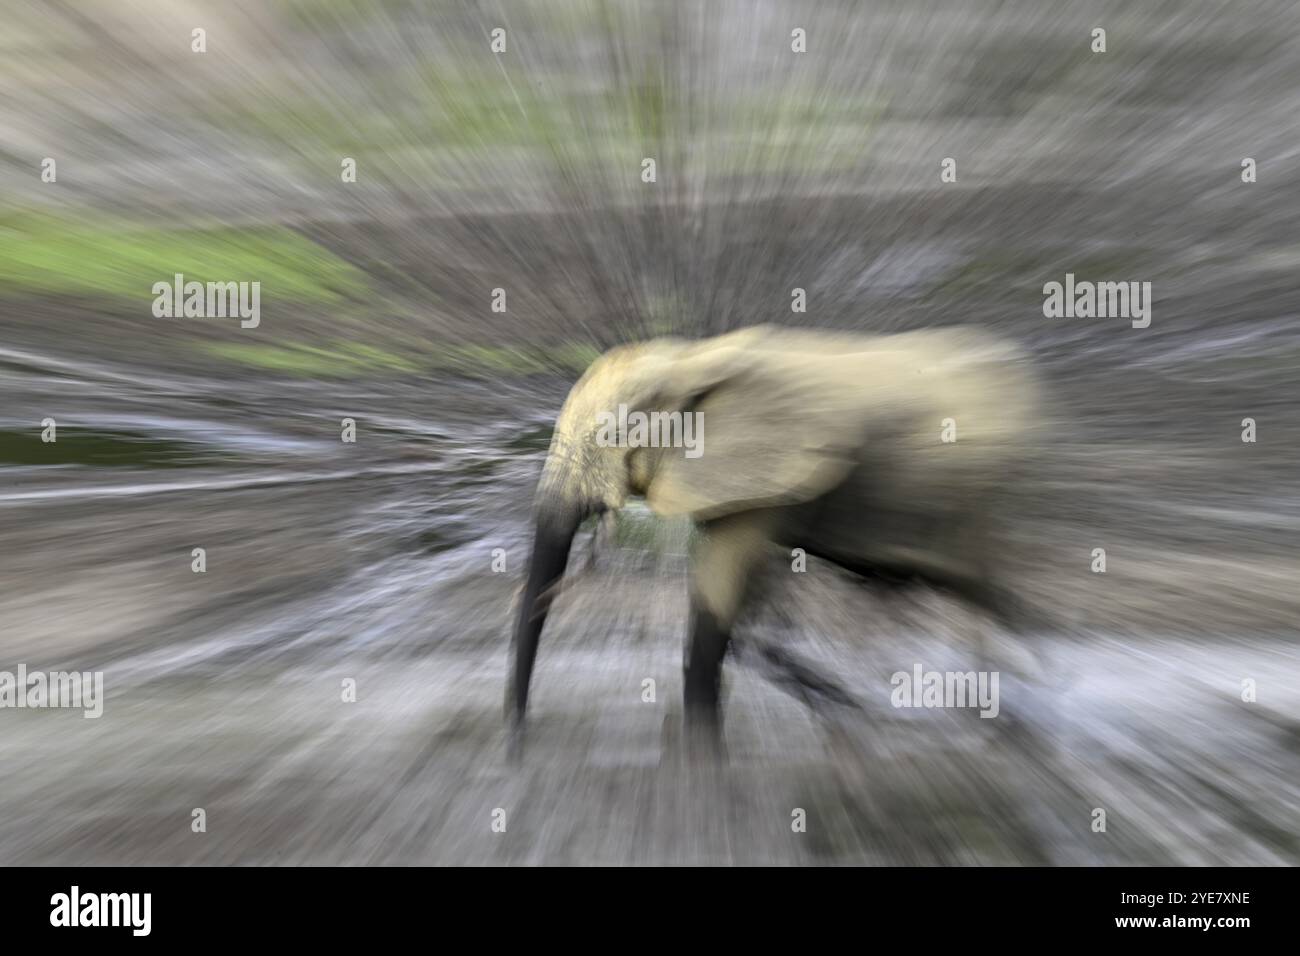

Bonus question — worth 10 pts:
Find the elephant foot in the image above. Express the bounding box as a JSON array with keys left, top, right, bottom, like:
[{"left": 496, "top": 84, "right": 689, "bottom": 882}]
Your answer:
[
  {"left": 682, "top": 706, "right": 727, "bottom": 765},
  {"left": 506, "top": 719, "right": 527, "bottom": 766}
]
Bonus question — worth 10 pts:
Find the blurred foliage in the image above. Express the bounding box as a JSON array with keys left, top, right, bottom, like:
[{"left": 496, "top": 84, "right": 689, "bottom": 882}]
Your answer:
[
  {"left": 0, "top": 428, "right": 222, "bottom": 467},
  {"left": 0, "top": 212, "right": 368, "bottom": 303},
  {"left": 202, "top": 341, "right": 418, "bottom": 376},
  {"left": 203, "top": 339, "right": 601, "bottom": 378},
  {"left": 926, "top": 248, "right": 1152, "bottom": 300},
  {"left": 205, "top": 64, "right": 876, "bottom": 173}
]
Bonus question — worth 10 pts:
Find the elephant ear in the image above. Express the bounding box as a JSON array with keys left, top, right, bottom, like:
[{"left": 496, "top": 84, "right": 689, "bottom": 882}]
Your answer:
[{"left": 643, "top": 336, "right": 864, "bottom": 522}]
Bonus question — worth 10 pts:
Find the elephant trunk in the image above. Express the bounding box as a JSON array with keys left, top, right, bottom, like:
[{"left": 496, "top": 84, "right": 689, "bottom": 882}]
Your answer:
[{"left": 508, "top": 501, "right": 582, "bottom": 740}]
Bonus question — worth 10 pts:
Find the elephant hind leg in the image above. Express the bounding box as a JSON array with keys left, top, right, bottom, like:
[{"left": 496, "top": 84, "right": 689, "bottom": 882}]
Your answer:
[
  {"left": 949, "top": 572, "right": 1059, "bottom": 676},
  {"left": 946, "top": 569, "right": 1068, "bottom": 760},
  {"left": 746, "top": 641, "right": 862, "bottom": 713}
]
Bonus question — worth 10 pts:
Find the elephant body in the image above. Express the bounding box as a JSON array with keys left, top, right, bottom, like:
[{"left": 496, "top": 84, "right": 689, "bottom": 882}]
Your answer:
[{"left": 509, "top": 325, "right": 1044, "bottom": 752}]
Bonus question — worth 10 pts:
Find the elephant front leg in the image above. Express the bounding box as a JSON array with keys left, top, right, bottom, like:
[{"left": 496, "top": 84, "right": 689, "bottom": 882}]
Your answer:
[
  {"left": 683, "top": 511, "right": 772, "bottom": 757},
  {"left": 683, "top": 602, "right": 730, "bottom": 740}
]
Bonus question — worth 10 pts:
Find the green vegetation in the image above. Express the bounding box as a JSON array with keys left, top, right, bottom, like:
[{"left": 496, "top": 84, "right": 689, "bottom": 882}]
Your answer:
[
  {"left": 609, "top": 504, "right": 695, "bottom": 555},
  {"left": 202, "top": 341, "right": 418, "bottom": 376},
  {"left": 431, "top": 342, "right": 601, "bottom": 377},
  {"left": 0, "top": 428, "right": 225, "bottom": 468},
  {"left": 203, "top": 340, "right": 601, "bottom": 378},
  {"left": 0, "top": 212, "right": 368, "bottom": 302},
  {"left": 928, "top": 248, "right": 1152, "bottom": 299},
  {"left": 203, "top": 54, "right": 881, "bottom": 175}
]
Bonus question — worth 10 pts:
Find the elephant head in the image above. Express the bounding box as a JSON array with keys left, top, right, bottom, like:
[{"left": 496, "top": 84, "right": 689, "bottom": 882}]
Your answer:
[{"left": 507, "top": 325, "right": 1040, "bottom": 745}]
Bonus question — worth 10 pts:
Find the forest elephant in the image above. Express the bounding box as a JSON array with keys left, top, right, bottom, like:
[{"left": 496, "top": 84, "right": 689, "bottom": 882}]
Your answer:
[{"left": 508, "top": 325, "right": 1045, "bottom": 755}]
